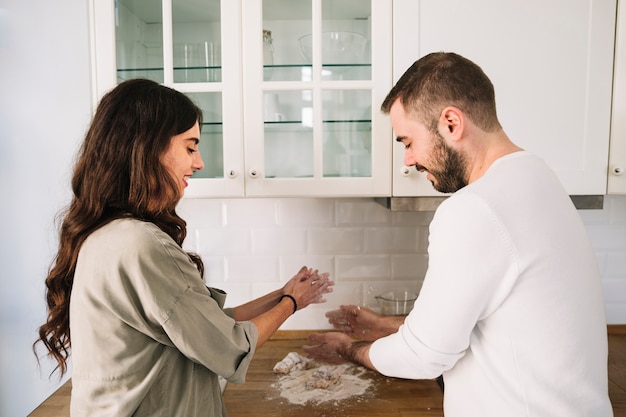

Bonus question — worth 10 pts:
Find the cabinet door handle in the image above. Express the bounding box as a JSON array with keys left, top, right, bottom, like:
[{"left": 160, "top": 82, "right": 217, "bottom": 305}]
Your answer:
[
  {"left": 401, "top": 166, "right": 411, "bottom": 176},
  {"left": 612, "top": 166, "right": 624, "bottom": 176},
  {"left": 249, "top": 169, "right": 259, "bottom": 178},
  {"left": 227, "top": 170, "right": 238, "bottom": 178}
]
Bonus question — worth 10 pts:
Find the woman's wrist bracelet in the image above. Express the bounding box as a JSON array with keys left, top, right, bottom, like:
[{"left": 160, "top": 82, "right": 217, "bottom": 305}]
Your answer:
[{"left": 279, "top": 294, "right": 297, "bottom": 314}]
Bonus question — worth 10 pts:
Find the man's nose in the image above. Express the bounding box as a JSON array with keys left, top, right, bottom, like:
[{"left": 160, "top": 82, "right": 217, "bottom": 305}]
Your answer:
[{"left": 404, "top": 149, "right": 416, "bottom": 166}]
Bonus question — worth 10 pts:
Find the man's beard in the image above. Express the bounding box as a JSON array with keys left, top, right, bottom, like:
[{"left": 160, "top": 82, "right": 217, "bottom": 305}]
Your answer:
[{"left": 422, "top": 131, "right": 468, "bottom": 193}]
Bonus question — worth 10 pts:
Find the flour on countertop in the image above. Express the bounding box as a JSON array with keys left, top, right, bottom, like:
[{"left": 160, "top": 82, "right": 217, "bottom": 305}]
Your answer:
[{"left": 270, "top": 352, "right": 374, "bottom": 405}]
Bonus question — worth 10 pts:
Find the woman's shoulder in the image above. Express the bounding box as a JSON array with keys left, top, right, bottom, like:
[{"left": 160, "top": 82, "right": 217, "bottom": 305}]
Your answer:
[
  {"left": 81, "top": 218, "right": 199, "bottom": 285},
  {"left": 85, "top": 218, "right": 176, "bottom": 255},
  {"left": 99, "top": 217, "right": 167, "bottom": 238}
]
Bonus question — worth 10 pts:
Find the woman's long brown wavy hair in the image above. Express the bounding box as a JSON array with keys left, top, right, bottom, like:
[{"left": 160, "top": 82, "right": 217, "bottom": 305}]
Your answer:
[{"left": 34, "top": 79, "right": 205, "bottom": 376}]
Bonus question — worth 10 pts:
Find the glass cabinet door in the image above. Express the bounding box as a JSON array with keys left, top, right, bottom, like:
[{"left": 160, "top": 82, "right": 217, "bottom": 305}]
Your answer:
[
  {"left": 92, "top": 0, "right": 389, "bottom": 198},
  {"left": 93, "top": 0, "right": 244, "bottom": 197},
  {"left": 114, "top": 0, "right": 222, "bottom": 84},
  {"left": 243, "top": 0, "right": 391, "bottom": 196},
  {"left": 114, "top": 0, "right": 164, "bottom": 83},
  {"left": 172, "top": 0, "right": 222, "bottom": 83}
]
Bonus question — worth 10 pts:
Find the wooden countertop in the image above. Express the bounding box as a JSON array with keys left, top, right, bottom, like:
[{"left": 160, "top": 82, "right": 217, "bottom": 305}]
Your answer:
[
  {"left": 27, "top": 331, "right": 443, "bottom": 417},
  {"left": 28, "top": 328, "right": 626, "bottom": 416},
  {"left": 224, "top": 331, "right": 444, "bottom": 417}
]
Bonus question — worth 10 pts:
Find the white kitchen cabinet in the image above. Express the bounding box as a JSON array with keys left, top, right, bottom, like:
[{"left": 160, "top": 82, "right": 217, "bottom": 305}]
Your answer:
[
  {"left": 89, "top": 0, "right": 392, "bottom": 198},
  {"left": 609, "top": 0, "right": 626, "bottom": 195},
  {"left": 392, "top": 0, "right": 617, "bottom": 197}
]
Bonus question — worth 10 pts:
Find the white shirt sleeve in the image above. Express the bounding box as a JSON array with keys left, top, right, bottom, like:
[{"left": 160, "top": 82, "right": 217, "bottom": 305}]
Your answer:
[{"left": 369, "top": 191, "right": 519, "bottom": 379}]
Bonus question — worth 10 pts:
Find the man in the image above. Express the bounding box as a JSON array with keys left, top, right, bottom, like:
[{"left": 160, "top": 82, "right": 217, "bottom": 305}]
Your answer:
[{"left": 303, "top": 52, "right": 612, "bottom": 416}]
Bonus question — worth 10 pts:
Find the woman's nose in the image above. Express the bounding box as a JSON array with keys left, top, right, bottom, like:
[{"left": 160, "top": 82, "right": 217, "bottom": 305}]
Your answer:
[{"left": 193, "top": 152, "right": 205, "bottom": 172}]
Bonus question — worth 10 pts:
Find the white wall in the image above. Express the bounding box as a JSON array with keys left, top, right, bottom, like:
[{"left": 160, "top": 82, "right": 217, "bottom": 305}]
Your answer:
[
  {"left": 1, "top": 1, "right": 624, "bottom": 416},
  {"left": 0, "top": 1, "right": 92, "bottom": 416}
]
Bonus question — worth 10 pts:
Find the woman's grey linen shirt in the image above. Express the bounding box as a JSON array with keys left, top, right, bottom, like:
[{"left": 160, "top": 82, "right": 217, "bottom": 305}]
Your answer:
[{"left": 69, "top": 218, "right": 258, "bottom": 416}]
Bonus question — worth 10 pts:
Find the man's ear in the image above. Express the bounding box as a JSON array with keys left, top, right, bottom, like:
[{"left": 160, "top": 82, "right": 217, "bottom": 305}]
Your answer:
[{"left": 438, "top": 107, "right": 463, "bottom": 142}]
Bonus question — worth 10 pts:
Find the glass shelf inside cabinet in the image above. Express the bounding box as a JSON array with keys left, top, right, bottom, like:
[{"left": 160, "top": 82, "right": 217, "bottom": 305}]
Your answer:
[
  {"left": 116, "top": 66, "right": 222, "bottom": 83},
  {"left": 174, "top": 66, "right": 222, "bottom": 83},
  {"left": 263, "top": 64, "right": 371, "bottom": 82},
  {"left": 263, "top": 120, "right": 312, "bottom": 131},
  {"left": 264, "top": 120, "right": 370, "bottom": 127},
  {"left": 117, "top": 68, "right": 164, "bottom": 83}
]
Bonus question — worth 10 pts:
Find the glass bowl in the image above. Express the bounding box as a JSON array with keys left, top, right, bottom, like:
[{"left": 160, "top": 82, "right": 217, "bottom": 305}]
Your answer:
[{"left": 375, "top": 290, "right": 418, "bottom": 316}]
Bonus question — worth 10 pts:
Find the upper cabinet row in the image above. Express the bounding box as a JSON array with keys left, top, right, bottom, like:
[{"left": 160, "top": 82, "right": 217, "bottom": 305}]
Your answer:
[
  {"left": 91, "top": 0, "right": 392, "bottom": 197},
  {"left": 89, "top": 0, "right": 625, "bottom": 198}
]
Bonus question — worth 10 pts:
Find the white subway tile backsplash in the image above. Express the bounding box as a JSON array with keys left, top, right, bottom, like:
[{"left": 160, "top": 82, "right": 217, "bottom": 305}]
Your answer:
[
  {"left": 177, "top": 198, "right": 224, "bottom": 228},
  {"left": 225, "top": 256, "right": 279, "bottom": 282},
  {"left": 606, "top": 304, "right": 626, "bottom": 325},
  {"left": 281, "top": 305, "right": 335, "bottom": 330},
  {"left": 602, "top": 278, "right": 626, "bottom": 303},
  {"left": 279, "top": 198, "right": 336, "bottom": 226},
  {"left": 279, "top": 255, "right": 335, "bottom": 282},
  {"left": 197, "top": 228, "right": 251, "bottom": 255},
  {"left": 223, "top": 198, "right": 278, "bottom": 227},
  {"left": 336, "top": 254, "right": 391, "bottom": 280},
  {"left": 308, "top": 228, "right": 363, "bottom": 254},
  {"left": 323, "top": 282, "right": 364, "bottom": 308},
  {"left": 586, "top": 225, "right": 626, "bottom": 250},
  {"left": 392, "top": 210, "right": 435, "bottom": 226},
  {"left": 336, "top": 198, "right": 391, "bottom": 225},
  {"left": 416, "top": 227, "right": 430, "bottom": 252},
  {"left": 182, "top": 229, "right": 199, "bottom": 253},
  {"left": 391, "top": 253, "right": 429, "bottom": 280},
  {"left": 250, "top": 282, "right": 286, "bottom": 300},
  {"left": 202, "top": 256, "right": 226, "bottom": 284},
  {"left": 216, "top": 283, "right": 254, "bottom": 308},
  {"left": 365, "top": 227, "right": 419, "bottom": 253},
  {"left": 181, "top": 196, "right": 626, "bottom": 325},
  {"left": 608, "top": 196, "right": 626, "bottom": 224},
  {"left": 578, "top": 207, "right": 612, "bottom": 225},
  {"left": 252, "top": 228, "right": 307, "bottom": 254},
  {"left": 606, "top": 251, "right": 626, "bottom": 277}
]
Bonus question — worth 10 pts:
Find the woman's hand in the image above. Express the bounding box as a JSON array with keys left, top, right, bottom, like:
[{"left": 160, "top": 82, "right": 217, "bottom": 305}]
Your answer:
[
  {"left": 247, "top": 266, "right": 333, "bottom": 348},
  {"left": 282, "top": 266, "right": 333, "bottom": 311}
]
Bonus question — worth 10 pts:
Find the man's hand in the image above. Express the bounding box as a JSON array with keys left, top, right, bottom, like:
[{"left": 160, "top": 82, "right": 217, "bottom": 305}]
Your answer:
[
  {"left": 326, "top": 305, "right": 400, "bottom": 341},
  {"left": 304, "top": 332, "right": 376, "bottom": 370},
  {"left": 302, "top": 332, "right": 353, "bottom": 364}
]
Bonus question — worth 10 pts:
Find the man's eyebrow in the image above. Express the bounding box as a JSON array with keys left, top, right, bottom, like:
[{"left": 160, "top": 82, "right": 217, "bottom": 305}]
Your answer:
[
  {"left": 186, "top": 137, "right": 200, "bottom": 145},
  {"left": 396, "top": 136, "right": 407, "bottom": 142}
]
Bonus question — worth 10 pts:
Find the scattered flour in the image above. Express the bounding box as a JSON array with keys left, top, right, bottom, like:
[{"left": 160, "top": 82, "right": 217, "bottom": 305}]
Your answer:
[{"left": 271, "top": 352, "right": 374, "bottom": 405}]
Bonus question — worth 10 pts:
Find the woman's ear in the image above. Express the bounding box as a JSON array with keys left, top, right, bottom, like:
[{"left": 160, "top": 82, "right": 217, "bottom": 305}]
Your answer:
[{"left": 438, "top": 107, "right": 463, "bottom": 142}]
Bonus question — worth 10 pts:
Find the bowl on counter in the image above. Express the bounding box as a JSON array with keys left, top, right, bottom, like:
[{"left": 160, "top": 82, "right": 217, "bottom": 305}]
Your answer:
[
  {"left": 298, "top": 31, "right": 367, "bottom": 65},
  {"left": 375, "top": 290, "right": 418, "bottom": 316}
]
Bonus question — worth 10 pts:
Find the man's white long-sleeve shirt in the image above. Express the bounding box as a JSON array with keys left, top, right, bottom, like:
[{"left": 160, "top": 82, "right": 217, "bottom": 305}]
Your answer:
[{"left": 370, "top": 151, "right": 612, "bottom": 416}]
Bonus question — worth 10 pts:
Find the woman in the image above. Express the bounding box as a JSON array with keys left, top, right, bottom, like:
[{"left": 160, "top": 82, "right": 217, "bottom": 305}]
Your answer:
[{"left": 34, "top": 79, "right": 332, "bottom": 416}]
